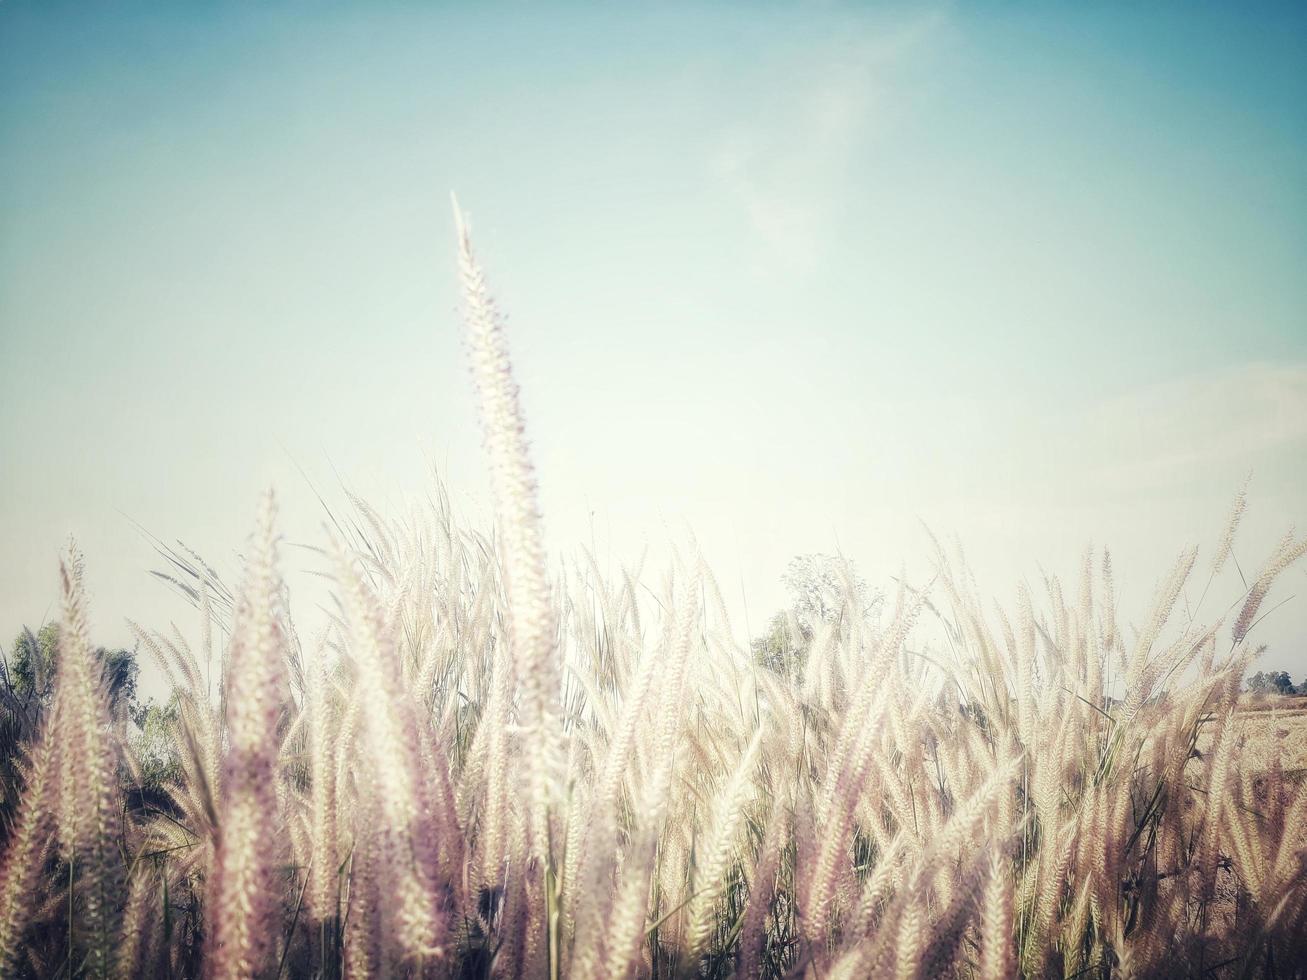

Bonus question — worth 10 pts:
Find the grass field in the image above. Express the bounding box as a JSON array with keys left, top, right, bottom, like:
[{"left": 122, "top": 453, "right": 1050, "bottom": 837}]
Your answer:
[
  {"left": 0, "top": 216, "right": 1305, "bottom": 979},
  {"left": 1233, "top": 698, "right": 1307, "bottom": 777}
]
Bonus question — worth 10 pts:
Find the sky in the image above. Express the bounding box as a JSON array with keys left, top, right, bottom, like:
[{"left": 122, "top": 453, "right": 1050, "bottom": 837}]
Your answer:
[{"left": 2, "top": 2, "right": 1305, "bottom": 683}]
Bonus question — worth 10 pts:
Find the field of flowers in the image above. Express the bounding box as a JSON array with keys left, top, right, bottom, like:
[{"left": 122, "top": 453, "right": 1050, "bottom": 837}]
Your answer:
[{"left": 1, "top": 209, "right": 1304, "bottom": 979}]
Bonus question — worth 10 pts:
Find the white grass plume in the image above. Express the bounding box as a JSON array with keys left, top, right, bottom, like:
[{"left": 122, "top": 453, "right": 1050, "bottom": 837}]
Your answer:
[{"left": 453, "top": 195, "right": 562, "bottom": 868}]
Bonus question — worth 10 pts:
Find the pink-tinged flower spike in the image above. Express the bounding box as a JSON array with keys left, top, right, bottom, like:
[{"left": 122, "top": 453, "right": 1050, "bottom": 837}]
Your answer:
[
  {"left": 452, "top": 196, "right": 562, "bottom": 866},
  {"left": 305, "top": 647, "right": 339, "bottom": 931},
  {"left": 0, "top": 720, "right": 56, "bottom": 975},
  {"left": 50, "top": 544, "right": 123, "bottom": 979},
  {"left": 332, "top": 539, "right": 449, "bottom": 968},
  {"left": 206, "top": 492, "right": 291, "bottom": 979},
  {"left": 979, "top": 846, "right": 1015, "bottom": 980},
  {"left": 343, "top": 804, "right": 384, "bottom": 980}
]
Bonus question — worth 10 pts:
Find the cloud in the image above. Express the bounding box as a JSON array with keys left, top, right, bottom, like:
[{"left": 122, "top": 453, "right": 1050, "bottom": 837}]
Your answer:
[
  {"left": 708, "top": 12, "right": 948, "bottom": 273},
  {"left": 1079, "top": 362, "right": 1307, "bottom": 490}
]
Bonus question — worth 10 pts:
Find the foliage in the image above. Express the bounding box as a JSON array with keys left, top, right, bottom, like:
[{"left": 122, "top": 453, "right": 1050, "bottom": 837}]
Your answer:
[
  {"left": 0, "top": 625, "right": 143, "bottom": 845},
  {"left": 1246, "top": 670, "right": 1300, "bottom": 696},
  {"left": 752, "top": 555, "right": 880, "bottom": 677},
  {"left": 780, "top": 553, "right": 879, "bottom": 631},
  {"left": 750, "top": 611, "right": 810, "bottom": 677}
]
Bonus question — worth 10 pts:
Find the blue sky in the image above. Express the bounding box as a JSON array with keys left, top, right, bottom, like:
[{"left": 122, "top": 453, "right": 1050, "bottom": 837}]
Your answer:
[{"left": 2, "top": 2, "right": 1305, "bottom": 676}]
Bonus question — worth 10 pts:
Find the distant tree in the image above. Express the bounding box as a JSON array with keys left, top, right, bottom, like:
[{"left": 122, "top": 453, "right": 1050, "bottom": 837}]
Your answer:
[
  {"left": 7, "top": 624, "right": 58, "bottom": 705},
  {"left": 2, "top": 623, "right": 139, "bottom": 725},
  {"left": 780, "top": 554, "right": 879, "bottom": 630},
  {"left": 752, "top": 554, "right": 882, "bottom": 676},
  {"left": 751, "top": 611, "right": 810, "bottom": 678},
  {"left": 1246, "top": 669, "right": 1294, "bottom": 696},
  {"left": 0, "top": 625, "right": 145, "bottom": 837},
  {"left": 125, "top": 694, "right": 186, "bottom": 818}
]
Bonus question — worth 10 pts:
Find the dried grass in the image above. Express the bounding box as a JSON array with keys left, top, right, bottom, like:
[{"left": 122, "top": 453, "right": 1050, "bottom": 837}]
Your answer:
[{"left": 0, "top": 213, "right": 1304, "bottom": 978}]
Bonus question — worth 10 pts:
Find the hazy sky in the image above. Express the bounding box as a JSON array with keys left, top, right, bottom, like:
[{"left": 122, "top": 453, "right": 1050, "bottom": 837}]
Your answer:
[{"left": 3, "top": 2, "right": 1305, "bottom": 679}]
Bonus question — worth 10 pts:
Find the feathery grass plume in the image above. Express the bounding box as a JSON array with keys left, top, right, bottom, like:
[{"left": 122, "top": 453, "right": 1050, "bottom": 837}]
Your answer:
[
  {"left": 1100, "top": 548, "right": 1122, "bottom": 670},
  {"left": 0, "top": 720, "right": 56, "bottom": 975},
  {"left": 803, "top": 682, "right": 891, "bottom": 942},
  {"left": 684, "top": 726, "right": 763, "bottom": 960},
  {"left": 331, "top": 540, "right": 451, "bottom": 967},
  {"left": 980, "top": 847, "right": 1015, "bottom": 980},
  {"left": 206, "top": 493, "right": 290, "bottom": 979},
  {"left": 1232, "top": 530, "right": 1307, "bottom": 645},
  {"left": 1121, "top": 546, "right": 1197, "bottom": 725},
  {"left": 734, "top": 794, "right": 788, "bottom": 980},
  {"left": 453, "top": 195, "right": 562, "bottom": 868},
  {"left": 474, "top": 623, "right": 514, "bottom": 891},
  {"left": 563, "top": 622, "right": 667, "bottom": 947},
  {"left": 333, "top": 674, "right": 362, "bottom": 852},
  {"left": 304, "top": 647, "right": 340, "bottom": 937},
  {"left": 557, "top": 756, "right": 588, "bottom": 946},
  {"left": 116, "top": 857, "right": 160, "bottom": 978},
  {"left": 1211, "top": 476, "right": 1249, "bottom": 577},
  {"left": 1015, "top": 584, "right": 1037, "bottom": 745},
  {"left": 599, "top": 575, "right": 703, "bottom": 980},
  {"left": 343, "top": 816, "right": 384, "bottom": 980},
  {"left": 920, "top": 852, "right": 988, "bottom": 976},
  {"left": 891, "top": 878, "right": 927, "bottom": 980},
  {"left": 565, "top": 791, "right": 619, "bottom": 980},
  {"left": 416, "top": 717, "right": 468, "bottom": 907},
  {"left": 1198, "top": 708, "right": 1238, "bottom": 898},
  {"left": 51, "top": 543, "right": 124, "bottom": 979}
]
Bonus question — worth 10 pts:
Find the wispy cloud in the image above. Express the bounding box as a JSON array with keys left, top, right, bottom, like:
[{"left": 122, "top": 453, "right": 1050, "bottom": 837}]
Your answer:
[
  {"left": 1080, "top": 362, "right": 1307, "bottom": 489},
  {"left": 708, "top": 12, "right": 948, "bottom": 273}
]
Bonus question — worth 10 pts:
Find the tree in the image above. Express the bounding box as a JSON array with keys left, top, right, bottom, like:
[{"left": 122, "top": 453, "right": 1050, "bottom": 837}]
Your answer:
[
  {"left": 125, "top": 694, "right": 186, "bottom": 817},
  {"left": 780, "top": 554, "right": 880, "bottom": 632},
  {"left": 0, "top": 625, "right": 144, "bottom": 837},
  {"left": 2, "top": 624, "right": 139, "bottom": 726},
  {"left": 752, "top": 554, "right": 882, "bottom": 676},
  {"left": 751, "top": 611, "right": 810, "bottom": 677},
  {"left": 1246, "top": 670, "right": 1294, "bottom": 696}
]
